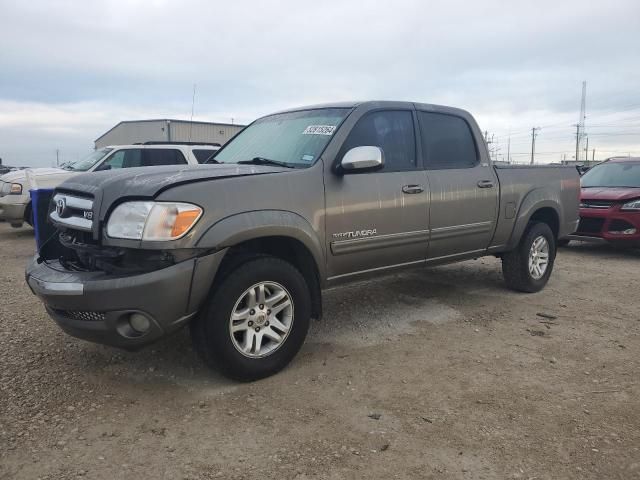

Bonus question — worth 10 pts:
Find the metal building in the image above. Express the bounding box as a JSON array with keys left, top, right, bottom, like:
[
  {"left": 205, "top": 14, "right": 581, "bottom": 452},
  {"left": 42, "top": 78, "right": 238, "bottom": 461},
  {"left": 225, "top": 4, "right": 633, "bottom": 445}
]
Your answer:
[{"left": 94, "top": 119, "right": 245, "bottom": 149}]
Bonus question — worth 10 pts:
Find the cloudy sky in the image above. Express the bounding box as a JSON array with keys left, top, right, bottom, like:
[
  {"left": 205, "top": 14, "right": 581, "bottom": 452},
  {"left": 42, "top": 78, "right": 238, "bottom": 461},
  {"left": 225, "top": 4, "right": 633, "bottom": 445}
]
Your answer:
[{"left": 1, "top": 0, "right": 639, "bottom": 167}]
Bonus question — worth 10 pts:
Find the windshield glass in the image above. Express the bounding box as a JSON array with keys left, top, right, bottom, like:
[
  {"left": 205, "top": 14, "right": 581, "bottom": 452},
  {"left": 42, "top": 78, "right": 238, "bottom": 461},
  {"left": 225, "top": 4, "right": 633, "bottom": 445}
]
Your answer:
[
  {"left": 581, "top": 161, "right": 640, "bottom": 187},
  {"left": 212, "top": 108, "right": 349, "bottom": 168},
  {"left": 62, "top": 148, "right": 113, "bottom": 172}
]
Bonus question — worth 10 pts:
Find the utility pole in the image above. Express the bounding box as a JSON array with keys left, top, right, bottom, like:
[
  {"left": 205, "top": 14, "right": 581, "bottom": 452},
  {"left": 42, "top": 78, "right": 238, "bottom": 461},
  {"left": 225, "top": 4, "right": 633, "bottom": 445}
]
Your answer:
[
  {"left": 584, "top": 136, "right": 589, "bottom": 163},
  {"left": 56, "top": 149, "right": 59, "bottom": 167},
  {"left": 576, "top": 81, "right": 587, "bottom": 162},
  {"left": 189, "top": 83, "right": 196, "bottom": 142},
  {"left": 506, "top": 134, "right": 511, "bottom": 164},
  {"left": 530, "top": 127, "right": 540, "bottom": 165},
  {"left": 592, "top": 148, "right": 595, "bottom": 162}
]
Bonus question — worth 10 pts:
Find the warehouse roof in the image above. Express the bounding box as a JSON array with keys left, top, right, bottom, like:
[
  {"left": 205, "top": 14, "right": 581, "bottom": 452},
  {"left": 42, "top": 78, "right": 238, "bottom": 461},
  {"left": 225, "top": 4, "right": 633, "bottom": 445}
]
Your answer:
[{"left": 95, "top": 118, "right": 245, "bottom": 143}]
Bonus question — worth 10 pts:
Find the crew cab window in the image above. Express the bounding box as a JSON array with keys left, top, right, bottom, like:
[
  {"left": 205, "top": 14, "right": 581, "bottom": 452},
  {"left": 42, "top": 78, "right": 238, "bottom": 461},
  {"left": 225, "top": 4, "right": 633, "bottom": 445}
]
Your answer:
[
  {"left": 143, "top": 149, "right": 187, "bottom": 166},
  {"left": 193, "top": 149, "right": 217, "bottom": 163},
  {"left": 340, "top": 110, "right": 416, "bottom": 172},
  {"left": 418, "top": 112, "right": 478, "bottom": 169},
  {"left": 100, "top": 149, "right": 142, "bottom": 170},
  {"left": 97, "top": 148, "right": 187, "bottom": 170}
]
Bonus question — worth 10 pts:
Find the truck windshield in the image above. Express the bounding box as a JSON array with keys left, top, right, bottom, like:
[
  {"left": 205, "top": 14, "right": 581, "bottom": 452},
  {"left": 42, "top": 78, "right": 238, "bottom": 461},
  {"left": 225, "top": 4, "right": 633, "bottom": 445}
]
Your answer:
[
  {"left": 62, "top": 148, "right": 113, "bottom": 172},
  {"left": 211, "top": 108, "right": 349, "bottom": 168},
  {"left": 581, "top": 161, "right": 640, "bottom": 188}
]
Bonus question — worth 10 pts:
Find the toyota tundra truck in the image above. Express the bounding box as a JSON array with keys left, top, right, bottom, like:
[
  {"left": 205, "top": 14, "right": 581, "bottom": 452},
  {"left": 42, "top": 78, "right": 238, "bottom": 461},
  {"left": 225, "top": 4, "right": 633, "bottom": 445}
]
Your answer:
[{"left": 25, "top": 101, "right": 580, "bottom": 380}]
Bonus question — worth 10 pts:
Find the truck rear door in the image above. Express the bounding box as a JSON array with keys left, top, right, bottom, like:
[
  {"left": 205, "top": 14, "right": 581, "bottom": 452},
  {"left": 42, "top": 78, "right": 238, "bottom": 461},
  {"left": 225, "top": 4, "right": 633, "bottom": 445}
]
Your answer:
[{"left": 417, "top": 110, "right": 499, "bottom": 259}]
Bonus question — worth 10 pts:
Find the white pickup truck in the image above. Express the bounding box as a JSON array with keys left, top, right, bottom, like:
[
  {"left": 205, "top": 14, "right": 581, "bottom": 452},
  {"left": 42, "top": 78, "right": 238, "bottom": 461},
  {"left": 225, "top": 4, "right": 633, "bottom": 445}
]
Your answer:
[{"left": 0, "top": 143, "right": 219, "bottom": 227}]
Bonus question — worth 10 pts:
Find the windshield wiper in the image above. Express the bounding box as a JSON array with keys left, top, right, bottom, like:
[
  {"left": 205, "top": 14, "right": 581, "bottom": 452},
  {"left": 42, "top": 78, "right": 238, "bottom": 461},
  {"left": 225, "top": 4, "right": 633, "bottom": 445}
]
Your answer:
[{"left": 237, "top": 157, "right": 295, "bottom": 168}]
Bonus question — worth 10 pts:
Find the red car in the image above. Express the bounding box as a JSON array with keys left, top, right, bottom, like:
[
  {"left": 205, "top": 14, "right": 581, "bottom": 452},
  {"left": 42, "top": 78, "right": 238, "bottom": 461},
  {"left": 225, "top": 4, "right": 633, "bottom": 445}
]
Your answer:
[{"left": 569, "top": 157, "right": 640, "bottom": 247}]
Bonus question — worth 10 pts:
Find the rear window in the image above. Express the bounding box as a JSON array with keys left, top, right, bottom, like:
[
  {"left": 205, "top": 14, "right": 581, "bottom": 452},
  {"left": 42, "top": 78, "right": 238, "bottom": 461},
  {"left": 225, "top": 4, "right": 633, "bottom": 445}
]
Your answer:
[
  {"left": 418, "top": 112, "right": 478, "bottom": 169},
  {"left": 143, "top": 149, "right": 188, "bottom": 166},
  {"left": 193, "top": 149, "right": 217, "bottom": 163}
]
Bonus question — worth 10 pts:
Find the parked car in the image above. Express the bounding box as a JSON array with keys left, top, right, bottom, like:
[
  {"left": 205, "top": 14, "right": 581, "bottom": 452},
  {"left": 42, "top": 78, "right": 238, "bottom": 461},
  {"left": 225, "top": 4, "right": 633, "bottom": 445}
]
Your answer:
[
  {"left": 0, "top": 143, "right": 219, "bottom": 228},
  {"left": 25, "top": 101, "right": 579, "bottom": 380},
  {"left": 567, "top": 157, "right": 640, "bottom": 247}
]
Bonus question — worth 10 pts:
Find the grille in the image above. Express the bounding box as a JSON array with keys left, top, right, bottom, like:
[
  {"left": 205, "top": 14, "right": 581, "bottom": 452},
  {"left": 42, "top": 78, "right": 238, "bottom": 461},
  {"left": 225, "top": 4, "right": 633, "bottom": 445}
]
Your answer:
[
  {"left": 580, "top": 200, "right": 614, "bottom": 209},
  {"left": 52, "top": 309, "right": 105, "bottom": 322},
  {"left": 0, "top": 181, "right": 9, "bottom": 198},
  {"left": 49, "top": 192, "right": 95, "bottom": 232},
  {"left": 577, "top": 217, "right": 605, "bottom": 234}
]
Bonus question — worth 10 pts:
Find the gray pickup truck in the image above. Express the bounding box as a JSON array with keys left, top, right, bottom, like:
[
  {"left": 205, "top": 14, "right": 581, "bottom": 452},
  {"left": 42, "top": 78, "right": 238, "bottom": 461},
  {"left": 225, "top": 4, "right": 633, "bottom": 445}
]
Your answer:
[{"left": 26, "top": 101, "right": 580, "bottom": 380}]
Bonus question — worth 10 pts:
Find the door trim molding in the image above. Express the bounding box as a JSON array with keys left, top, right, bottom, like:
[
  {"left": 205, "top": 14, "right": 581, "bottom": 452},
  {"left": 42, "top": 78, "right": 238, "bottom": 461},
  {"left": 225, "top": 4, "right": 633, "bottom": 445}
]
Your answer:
[
  {"left": 330, "top": 229, "right": 429, "bottom": 256},
  {"left": 430, "top": 221, "right": 493, "bottom": 241}
]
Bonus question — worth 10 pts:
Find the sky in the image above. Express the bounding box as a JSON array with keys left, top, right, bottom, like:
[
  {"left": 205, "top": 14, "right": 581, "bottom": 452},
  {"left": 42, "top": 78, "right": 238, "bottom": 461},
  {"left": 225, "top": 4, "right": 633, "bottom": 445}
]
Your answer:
[{"left": 1, "top": 0, "right": 639, "bottom": 167}]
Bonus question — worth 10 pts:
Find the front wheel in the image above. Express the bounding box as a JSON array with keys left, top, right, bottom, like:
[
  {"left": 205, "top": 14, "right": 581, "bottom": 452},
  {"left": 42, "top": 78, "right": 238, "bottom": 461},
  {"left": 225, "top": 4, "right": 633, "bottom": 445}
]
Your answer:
[
  {"left": 502, "top": 222, "right": 556, "bottom": 293},
  {"left": 191, "top": 256, "right": 311, "bottom": 381}
]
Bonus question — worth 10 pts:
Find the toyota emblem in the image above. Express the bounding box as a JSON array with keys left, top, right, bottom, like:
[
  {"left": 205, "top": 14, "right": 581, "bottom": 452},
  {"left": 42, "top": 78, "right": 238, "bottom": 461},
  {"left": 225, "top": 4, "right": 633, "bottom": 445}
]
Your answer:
[{"left": 56, "top": 197, "right": 67, "bottom": 217}]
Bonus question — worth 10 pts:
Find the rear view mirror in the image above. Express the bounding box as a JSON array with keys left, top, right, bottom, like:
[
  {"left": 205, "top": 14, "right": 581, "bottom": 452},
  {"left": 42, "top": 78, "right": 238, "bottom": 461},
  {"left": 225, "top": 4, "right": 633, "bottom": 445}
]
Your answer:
[{"left": 340, "top": 146, "right": 384, "bottom": 173}]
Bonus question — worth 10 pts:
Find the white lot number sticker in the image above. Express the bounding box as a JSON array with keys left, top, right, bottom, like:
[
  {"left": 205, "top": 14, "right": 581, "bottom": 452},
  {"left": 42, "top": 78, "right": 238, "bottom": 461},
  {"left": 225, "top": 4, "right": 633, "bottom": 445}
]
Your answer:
[{"left": 302, "top": 125, "right": 336, "bottom": 135}]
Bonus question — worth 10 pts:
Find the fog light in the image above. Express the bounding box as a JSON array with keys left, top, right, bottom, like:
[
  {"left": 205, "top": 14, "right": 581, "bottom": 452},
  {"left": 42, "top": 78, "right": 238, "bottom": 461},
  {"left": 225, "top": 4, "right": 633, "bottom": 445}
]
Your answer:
[
  {"left": 129, "top": 313, "right": 150, "bottom": 333},
  {"left": 610, "top": 228, "right": 637, "bottom": 235}
]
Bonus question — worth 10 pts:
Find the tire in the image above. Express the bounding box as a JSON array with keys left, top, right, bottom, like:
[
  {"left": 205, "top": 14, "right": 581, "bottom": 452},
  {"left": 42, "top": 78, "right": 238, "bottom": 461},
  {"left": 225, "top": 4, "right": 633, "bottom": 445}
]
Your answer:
[
  {"left": 502, "top": 222, "right": 556, "bottom": 293},
  {"left": 557, "top": 239, "right": 570, "bottom": 247},
  {"left": 191, "top": 256, "right": 311, "bottom": 381}
]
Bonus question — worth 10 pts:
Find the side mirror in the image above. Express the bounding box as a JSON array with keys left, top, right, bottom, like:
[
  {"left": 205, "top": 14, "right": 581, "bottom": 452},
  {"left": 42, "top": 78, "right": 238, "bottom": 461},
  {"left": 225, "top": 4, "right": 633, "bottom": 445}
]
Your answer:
[
  {"left": 340, "top": 146, "right": 384, "bottom": 173},
  {"left": 95, "top": 163, "right": 111, "bottom": 172}
]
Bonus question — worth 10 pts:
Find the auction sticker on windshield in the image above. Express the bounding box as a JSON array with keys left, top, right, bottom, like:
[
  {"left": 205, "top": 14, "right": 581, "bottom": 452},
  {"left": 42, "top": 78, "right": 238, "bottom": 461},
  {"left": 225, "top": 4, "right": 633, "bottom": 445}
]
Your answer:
[{"left": 302, "top": 125, "right": 336, "bottom": 135}]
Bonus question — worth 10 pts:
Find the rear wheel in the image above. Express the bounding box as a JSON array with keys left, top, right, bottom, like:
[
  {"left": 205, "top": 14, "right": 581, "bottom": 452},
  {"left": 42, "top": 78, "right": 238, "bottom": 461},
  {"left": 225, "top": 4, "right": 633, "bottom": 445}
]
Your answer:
[
  {"left": 191, "top": 256, "right": 311, "bottom": 381},
  {"left": 502, "top": 222, "right": 556, "bottom": 293}
]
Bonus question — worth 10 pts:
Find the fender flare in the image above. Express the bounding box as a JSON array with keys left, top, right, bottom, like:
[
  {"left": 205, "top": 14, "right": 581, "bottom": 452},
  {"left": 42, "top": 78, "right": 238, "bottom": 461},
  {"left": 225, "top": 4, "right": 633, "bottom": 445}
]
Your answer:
[
  {"left": 506, "top": 188, "right": 562, "bottom": 250},
  {"left": 195, "top": 210, "right": 326, "bottom": 279}
]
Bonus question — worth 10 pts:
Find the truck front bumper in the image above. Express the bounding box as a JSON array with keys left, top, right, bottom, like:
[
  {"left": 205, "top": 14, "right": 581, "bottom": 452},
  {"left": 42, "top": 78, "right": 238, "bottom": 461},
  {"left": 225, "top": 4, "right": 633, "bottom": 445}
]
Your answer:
[
  {"left": 25, "top": 250, "right": 226, "bottom": 349},
  {"left": 574, "top": 208, "right": 640, "bottom": 246},
  {"left": 0, "top": 196, "right": 27, "bottom": 226}
]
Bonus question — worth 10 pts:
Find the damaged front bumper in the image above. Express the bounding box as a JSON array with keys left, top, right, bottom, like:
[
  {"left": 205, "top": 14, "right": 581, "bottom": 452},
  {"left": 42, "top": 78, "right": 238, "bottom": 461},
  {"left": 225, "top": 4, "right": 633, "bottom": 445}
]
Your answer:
[{"left": 25, "top": 250, "right": 226, "bottom": 349}]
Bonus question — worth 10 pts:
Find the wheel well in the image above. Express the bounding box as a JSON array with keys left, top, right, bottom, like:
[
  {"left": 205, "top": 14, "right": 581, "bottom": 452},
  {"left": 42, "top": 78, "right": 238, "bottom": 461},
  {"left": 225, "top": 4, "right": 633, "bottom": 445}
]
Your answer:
[
  {"left": 529, "top": 207, "right": 559, "bottom": 238},
  {"left": 216, "top": 236, "right": 323, "bottom": 319}
]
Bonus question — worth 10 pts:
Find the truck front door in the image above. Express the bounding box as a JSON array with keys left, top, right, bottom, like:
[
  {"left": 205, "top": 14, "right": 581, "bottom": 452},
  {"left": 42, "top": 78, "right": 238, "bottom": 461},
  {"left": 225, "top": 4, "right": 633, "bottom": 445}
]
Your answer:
[
  {"left": 417, "top": 110, "right": 499, "bottom": 259},
  {"left": 324, "top": 109, "right": 429, "bottom": 281}
]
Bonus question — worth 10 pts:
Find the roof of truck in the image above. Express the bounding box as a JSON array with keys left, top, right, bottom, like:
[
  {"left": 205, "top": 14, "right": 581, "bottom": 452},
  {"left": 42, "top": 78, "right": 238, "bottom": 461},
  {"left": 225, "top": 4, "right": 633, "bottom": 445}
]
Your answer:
[
  {"left": 272, "top": 100, "right": 469, "bottom": 116},
  {"left": 606, "top": 156, "right": 640, "bottom": 163}
]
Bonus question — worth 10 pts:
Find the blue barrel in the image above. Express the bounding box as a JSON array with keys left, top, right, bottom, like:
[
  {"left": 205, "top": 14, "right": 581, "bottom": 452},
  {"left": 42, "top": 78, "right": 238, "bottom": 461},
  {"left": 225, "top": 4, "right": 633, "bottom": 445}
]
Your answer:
[{"left": 29, "top": 188, "right": 55, "bottom": 250}]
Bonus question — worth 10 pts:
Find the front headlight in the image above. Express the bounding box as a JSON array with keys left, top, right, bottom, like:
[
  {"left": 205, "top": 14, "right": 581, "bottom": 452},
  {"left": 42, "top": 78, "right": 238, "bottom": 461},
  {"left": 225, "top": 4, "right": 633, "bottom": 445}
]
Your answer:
[
  {"left": 621, "top": 199, "right": 640, "bottom": 211},
  {"left": 10, "top": 183, "right": 22, "bottom": 195},
  {"left": 106, "top": 201, "right": 203, "bottom": 240}
]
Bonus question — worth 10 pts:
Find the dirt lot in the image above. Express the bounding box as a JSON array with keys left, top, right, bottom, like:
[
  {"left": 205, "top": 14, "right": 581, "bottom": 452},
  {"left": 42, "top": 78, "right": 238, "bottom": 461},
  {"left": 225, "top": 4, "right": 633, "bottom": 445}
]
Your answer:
[{"left": 0, "top": 221, "right": 638, "bottom": 480}]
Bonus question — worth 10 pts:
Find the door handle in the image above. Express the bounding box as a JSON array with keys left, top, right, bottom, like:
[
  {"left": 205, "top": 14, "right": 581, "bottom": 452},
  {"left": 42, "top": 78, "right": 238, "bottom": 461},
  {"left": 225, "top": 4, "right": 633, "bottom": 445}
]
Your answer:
[
  {"left": 402, "top": 184, "right": 424, "bottom": 194},
  {"left": 477, "top": 180, "right": 494, "bottom": 188}
]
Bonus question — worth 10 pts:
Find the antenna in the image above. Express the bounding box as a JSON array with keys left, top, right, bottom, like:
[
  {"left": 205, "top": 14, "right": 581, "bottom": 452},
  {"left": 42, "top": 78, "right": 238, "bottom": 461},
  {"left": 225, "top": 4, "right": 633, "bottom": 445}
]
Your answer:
[{"left": 189, "top": 83, "right": 196, "bottom": 142}]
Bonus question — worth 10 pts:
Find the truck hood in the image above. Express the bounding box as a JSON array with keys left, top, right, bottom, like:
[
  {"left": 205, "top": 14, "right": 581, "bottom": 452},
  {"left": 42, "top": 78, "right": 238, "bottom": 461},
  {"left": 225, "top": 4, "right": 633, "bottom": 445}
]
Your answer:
[
  {"left": 0, "top": 167, "right": 69, "bottom": 184},
  {"left": 59, "top": 164, "right": 290, "bottom": 198},
  {"left": 58, "top": 164, "right": 291, "bottom": 232},
  {"left": 580, "top": 186, "right": 640, "bottom": 201}
]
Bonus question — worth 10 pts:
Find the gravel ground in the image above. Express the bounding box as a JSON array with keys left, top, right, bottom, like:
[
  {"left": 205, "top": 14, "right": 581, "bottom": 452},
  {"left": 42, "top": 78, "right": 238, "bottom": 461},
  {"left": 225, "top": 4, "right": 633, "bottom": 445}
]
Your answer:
[{"left": 0, "top": 221, "right": 638, "bottom": 480}]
